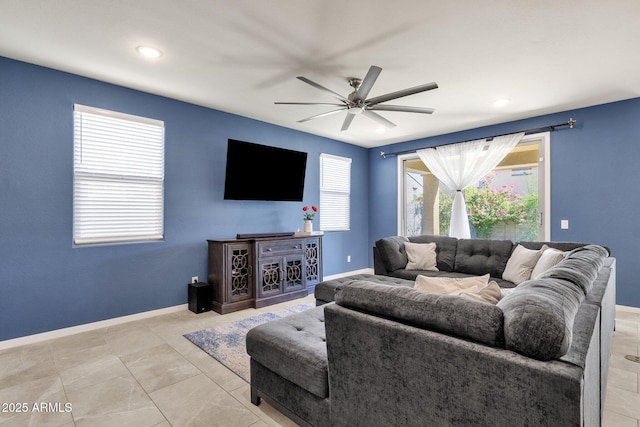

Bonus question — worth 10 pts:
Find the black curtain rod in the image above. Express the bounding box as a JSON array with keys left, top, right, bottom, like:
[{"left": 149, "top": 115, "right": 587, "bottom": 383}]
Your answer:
[{"left": 379, "top": 118, "right": 576, "bottom": 158}]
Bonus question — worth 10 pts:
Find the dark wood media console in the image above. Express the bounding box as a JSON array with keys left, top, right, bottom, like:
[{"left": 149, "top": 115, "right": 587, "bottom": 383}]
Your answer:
[{"left": 207, "top": 234, "right": 322, "bottom": 314}]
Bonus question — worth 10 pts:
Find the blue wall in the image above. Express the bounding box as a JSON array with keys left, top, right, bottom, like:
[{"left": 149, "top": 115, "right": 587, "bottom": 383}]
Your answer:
[
  {"left": 369, "top": 98, "right": 640, "bottom": 308},
  {"left": 0, "top": 57, "right": 369, "bottom": 341},
  {"left": 3, "top": 54, "right": 640, "bottom": 342}
]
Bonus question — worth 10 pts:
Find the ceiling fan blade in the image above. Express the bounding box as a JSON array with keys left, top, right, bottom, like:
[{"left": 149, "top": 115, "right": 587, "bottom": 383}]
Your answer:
[
  {"left": 275, "top": 102, "right": 346, "bottom": 106},
  {"left": 341, "top": 113, "right": 355, "bottom": 131},
  {"left": 297, "top": 76, "right": 349, "bottom": 103},
  {"left": 363, "top": 110, "right": 396, "bottom": 128},
  {"left": 354, "top": 65, "right": 382, "bottom": 102},
  {"left": 297, "top": 108, "right": 347, "bottom": 123},
  {"left": 369, "top": 105, "right": 435, "bottom": 114},
  {"left": 366, "top": 82, "right": 438, "bottom": 106}
]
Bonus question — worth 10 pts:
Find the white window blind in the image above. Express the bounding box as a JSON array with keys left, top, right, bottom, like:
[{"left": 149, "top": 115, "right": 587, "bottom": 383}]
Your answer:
[
  {"left": 73, "top": 104, "right": 165, "bottom": 245},
  {"left": 320, "top": 153, "right": 351, "bottom": 231}
]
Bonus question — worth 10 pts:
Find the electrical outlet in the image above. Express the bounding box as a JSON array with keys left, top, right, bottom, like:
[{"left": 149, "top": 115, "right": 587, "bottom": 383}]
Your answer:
[
  {"left": 347, "top": 255, "right": 351, "bottom": 263},
  {"left": 191, "top": 276, "right": 199, "bottom": 284}
]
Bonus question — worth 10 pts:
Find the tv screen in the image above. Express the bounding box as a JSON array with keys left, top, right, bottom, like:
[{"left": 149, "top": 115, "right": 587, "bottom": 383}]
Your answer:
[{"left": 223, "top": 139, "right": 307, "bottom": 201}]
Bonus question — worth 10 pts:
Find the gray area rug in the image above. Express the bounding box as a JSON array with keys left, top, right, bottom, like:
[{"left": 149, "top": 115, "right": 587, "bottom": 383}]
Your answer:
[{"left": 184, "top": 302, "right": 315, "bottom": 382}]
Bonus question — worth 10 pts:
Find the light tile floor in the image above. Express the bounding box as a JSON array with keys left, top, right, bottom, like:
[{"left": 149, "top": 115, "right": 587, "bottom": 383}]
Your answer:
[
  {"left": 0, "top": 296, "right": 311, "bottom": 427},
  {"left": 0, "top": 299, "right": 639, "bottom": 426},
  {"left": 604, "top": 306, "right": 640, "bottom": 426}
]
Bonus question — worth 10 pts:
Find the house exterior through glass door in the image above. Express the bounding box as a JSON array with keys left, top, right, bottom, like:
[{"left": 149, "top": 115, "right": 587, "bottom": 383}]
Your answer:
[{"left": 399, "top": 133, "right": 550, "bottom": 241}]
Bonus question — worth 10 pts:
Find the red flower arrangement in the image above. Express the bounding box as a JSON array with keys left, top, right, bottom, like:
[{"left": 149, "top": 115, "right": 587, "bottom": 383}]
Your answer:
[{"left": 302, "top": 205, "right": 318, "bottom": 221}]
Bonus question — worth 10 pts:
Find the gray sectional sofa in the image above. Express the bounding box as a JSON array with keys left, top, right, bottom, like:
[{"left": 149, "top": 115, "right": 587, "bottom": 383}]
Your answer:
[{"left": 246, "top": 235, "right": 615, "bottom": 426}]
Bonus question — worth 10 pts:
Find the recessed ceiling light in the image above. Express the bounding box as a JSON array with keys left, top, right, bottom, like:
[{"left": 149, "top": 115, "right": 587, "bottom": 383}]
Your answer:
[
  {"left": 136, "top": 46, "right": 162, "bottom": 59},
  {"left": 493, "top": 98, "right": 510, "bottom": 107},
  {"left": 376, "top": 128, "right": 386, "bottom": 134}
]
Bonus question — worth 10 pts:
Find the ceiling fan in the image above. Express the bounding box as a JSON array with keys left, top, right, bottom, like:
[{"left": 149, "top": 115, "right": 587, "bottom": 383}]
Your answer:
[{"left": 275, "top": 65, "right": 438, "bottom": 131}]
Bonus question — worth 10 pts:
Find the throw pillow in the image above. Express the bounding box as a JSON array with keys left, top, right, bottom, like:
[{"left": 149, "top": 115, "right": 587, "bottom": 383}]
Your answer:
[
  {"left": 459, "top": 281, "right": 503, "bottom": 305},
  {"left": 531, "top": 245, "right": 567, "bottom": 279},
  {"left": 414, "top": 274, "right": 501, "bottom": 304},
  {"left": 502, "top": 245, "right": 543, "bottom": 285},
  {"left": 500, "top": 287, "right": 516, "bottom": 298},
  {"left": 404, "top": 242, "right": 439, "bottom": 271},
  {"left": 414, "top": 273, "right": 489, "bottom": 293}
]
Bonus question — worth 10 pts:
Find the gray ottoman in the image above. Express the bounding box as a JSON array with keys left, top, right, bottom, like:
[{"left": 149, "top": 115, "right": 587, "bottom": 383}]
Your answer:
[
  {"left": 246, "top": 305, "right": 330, "bottom": 427},
  {"left": 314, "top": 273, "right": 414, "bottom": 304}
]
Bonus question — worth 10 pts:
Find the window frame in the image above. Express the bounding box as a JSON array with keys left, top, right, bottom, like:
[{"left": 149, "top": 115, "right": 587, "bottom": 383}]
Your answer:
[
  {"left": 73, "top": 104, "right": 165, "bottom": 246},
  {"left": 397, "top": 132, "right": 550, "bottom": 240},
  {"left": 319, "top": 153, "right": 351, "bottom": 231}
]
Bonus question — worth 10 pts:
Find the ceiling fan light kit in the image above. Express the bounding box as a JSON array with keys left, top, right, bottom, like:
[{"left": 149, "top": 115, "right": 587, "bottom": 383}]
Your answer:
[{"left": 275, "top": 65, "right": 438, "bottom": 131}]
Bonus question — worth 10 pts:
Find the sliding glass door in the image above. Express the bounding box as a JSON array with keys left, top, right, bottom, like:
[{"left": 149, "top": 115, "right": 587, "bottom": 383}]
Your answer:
[{"left": 399, "top": 133, "right": 550, "bottom": 241}]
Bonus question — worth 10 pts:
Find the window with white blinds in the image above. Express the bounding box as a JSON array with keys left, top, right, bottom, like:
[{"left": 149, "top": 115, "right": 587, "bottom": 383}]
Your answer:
[
  {"left": 73, "top": 104, "right": 165, "bottom": 245},
  {"left": 319, "top": 153, "right": 351, "bottom": 231}
]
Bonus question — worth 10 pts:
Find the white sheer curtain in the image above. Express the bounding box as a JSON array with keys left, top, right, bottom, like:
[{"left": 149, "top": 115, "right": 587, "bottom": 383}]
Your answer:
[{"left": 416, "top": 132, "right": 524, "bottom": 238}]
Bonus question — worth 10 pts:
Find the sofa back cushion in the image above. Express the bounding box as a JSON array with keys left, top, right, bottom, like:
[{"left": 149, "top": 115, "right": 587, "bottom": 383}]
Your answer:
[
  {"left": 537, "top": 245, "right": 609, "bottom": 294},
  {"left": 334, "top": 280, "right": 505, "bottom": 347},
  {"left": 408, "top": 235, "right": 458, "bottom": 271},
  {"left": 454, "top": 238, "right": 514, "bottom": 278},
  {"left": 375, "top": 236, "right": 410, "bottom": 272},
  {"left": 518, "top": 240, "right": 610, "bottom": 255},
  {"left": 497, "top": 245, "right": 608, "bottom": 360},
  {"left": 498, "top": 277, "right": 585, "bottom": 360}
]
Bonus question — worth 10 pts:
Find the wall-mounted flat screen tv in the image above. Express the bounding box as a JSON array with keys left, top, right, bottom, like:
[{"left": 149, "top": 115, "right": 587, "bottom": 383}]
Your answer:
[{"left": 223, "top": 139, "right": 307, "bottom": 201}]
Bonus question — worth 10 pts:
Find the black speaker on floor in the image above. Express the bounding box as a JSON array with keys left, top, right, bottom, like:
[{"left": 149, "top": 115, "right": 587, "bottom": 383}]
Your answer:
[{"left": 188, "top": 282, "right": 212, "bottom": 314}]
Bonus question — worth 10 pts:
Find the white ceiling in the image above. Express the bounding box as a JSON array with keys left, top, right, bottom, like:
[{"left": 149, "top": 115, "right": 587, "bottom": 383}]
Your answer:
[{"left": 1, "top": 1, "right": 639, "bottom": 148}]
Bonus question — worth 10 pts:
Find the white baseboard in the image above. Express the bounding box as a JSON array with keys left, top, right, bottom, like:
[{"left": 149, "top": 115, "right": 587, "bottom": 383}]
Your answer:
[
  {"left": 0, "top": 304, "right": 188, "bottom": 351},
  {"left": 616, "top": 305, "right": 640, "bottom": 314},
  {"left": 3, "top": 279, "right": 637, "bottom": 351},
  {"left": 1, "top": 268, "right": 374, "bottom": 351},
  {"left": 323, "top": 268, "right": 374, "bottom": 281}
]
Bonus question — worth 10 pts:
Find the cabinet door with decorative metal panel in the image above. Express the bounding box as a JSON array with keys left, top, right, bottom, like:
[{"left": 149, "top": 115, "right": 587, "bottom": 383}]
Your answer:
[
  {"left": 257, "top": 258, "right": 283, "bottom": 298},
  {"left": 304, "top": 237, "right": 322, "bottom": 292},
  {"left": 229, "top": 244, "right": 253, "bottom": 302},
  {"left": 283, "top": 253, "right": 305, "bottom": 292},
  {"left": 207, "top": 240, "right": 254, "bottom": 314}
]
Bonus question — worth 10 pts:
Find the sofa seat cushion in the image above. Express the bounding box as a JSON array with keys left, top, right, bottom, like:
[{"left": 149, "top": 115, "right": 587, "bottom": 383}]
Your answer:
[
  {"left": 246, "top": 306, "right": 329, "bottom": 398},
  {"left": 454, "top": 238, "right": 514, "bottom": 278},
  {"left": 334, "top": 280, "right": 505, "bottom": 347},
  {"left": 314, "top": 274, "right": 413, "bottom": 303},
  {"left": 492, "top": 277, "right": 517, "bottom": 288},
  {"left": 388, "top": 269, "right": 462, "bottom": 281}
]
